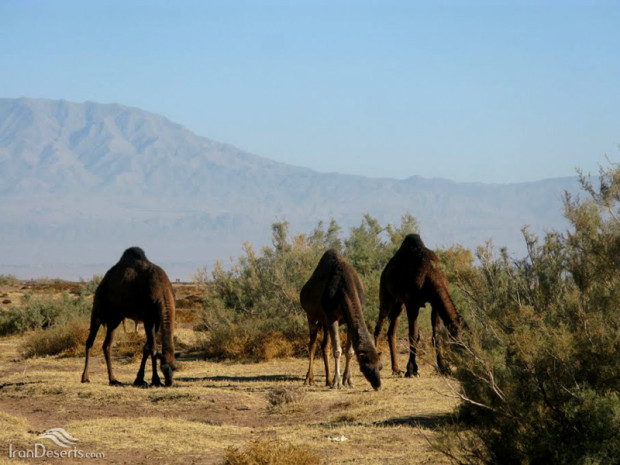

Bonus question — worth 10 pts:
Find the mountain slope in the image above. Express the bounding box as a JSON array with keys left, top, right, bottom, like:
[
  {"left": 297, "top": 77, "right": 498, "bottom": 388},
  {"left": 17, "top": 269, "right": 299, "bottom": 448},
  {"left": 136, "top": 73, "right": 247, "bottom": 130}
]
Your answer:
[{"left": 0, "top": 98, "right": 579, "bottom": 279}]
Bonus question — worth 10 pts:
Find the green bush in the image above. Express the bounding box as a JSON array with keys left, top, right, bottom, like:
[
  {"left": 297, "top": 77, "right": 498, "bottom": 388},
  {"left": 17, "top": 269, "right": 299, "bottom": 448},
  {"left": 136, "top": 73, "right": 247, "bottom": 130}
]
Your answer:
[
  {"left": 0, "top": 292, "right": 91, "bottom": 336},
  {"left": 0, "top": 274, "right": 19, "bottom": 286},
  {"left": 439, "top": 161, "right": 620, "bottom": 465},
  {"left": 78, "top": 275, "right": 103, "bottom": 296}
]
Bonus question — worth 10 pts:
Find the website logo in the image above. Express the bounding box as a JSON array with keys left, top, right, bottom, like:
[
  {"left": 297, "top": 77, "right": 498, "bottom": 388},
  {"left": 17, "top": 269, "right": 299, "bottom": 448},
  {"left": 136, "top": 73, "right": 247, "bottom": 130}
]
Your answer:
[
  {"left": 7, "top": 428, "right": 104, "bottom": 460},
  {"left": 35, "top": 428, "right": 79, "bottom": 448}
]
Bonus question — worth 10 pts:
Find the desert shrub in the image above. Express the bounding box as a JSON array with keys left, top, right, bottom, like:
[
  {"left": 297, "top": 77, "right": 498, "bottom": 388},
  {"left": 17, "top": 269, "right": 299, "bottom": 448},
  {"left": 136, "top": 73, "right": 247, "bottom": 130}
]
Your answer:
[
  {"left": 196, "top": 214, "right": 419, "bottom": 361},
  {"left": 0, "top": 292, "right": 90, "bottom": 336},
  {"left": 267, "top": 385, "right": 306, "bottom": 407},
  {"left": 223, "top": 439, "right": 321, "bottom": 465},
  {"left": 199, "top": 318, "right": 304, "bottom": 362},
  {"left": 0, "top": 274, "right": 19, "bottom": 286},
  {"left": 21, "top": 320, "right": 90, "bottom": 358},
  {"left": 78, "top": 275, "right": 103, "bottom": 296},
  {"left": 439, "top": 161, "right": 620, "bottom": 465},
  {"left": 267, "top": 385, "right": 307, "bottom": 414}
]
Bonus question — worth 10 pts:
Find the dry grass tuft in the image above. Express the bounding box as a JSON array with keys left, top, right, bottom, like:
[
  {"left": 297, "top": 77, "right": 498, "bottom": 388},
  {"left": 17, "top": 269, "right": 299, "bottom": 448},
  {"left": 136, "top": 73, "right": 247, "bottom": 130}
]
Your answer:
[
  {"left": 223, "top": 439, "right": 321, "bottom": 465},
  {"left": 200, "top": 327, "right": 295, "bottom": 362},
  {"left": 267, "top": 384, "right": 306, "bottom": 414},
  {"left": 19, "top": 320, "right": 148, "bottom": 360},
  {"left": 20, "top": 320, "right": 90, "bottom": 358}
]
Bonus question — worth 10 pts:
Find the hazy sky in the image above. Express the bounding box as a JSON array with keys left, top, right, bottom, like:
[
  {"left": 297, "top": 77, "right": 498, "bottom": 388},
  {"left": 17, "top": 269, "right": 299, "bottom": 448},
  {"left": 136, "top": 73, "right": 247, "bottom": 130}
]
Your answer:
[{"left": 1, "top": 0, "right": 618, "bottom": 183}]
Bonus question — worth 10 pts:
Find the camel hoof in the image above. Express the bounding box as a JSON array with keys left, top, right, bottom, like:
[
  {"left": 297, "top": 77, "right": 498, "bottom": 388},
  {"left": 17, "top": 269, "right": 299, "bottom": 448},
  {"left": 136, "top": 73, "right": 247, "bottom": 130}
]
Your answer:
[
  {"left": 151, "top": 379, "right": 164, "bottom": 388},
  {"left": 81, "top": 378, "right": 90, "bottom": 384},
  {"left": 330, "top": 378, "right": 343, "bottom": 389},
  {"left": 109, "top": 379, "right": 123, "bottom": 386},
  {"left": 405, "top": 371, "right": 419, "bottom": 378},
  {"left": 437, "top": 366, "right": 452, "bottom": 376},
  {"left": 133, "top": 379, "right": 149, "bottom": 388},
  {"left": 392, "top": 370, "right": 404, "bottom": 377}
]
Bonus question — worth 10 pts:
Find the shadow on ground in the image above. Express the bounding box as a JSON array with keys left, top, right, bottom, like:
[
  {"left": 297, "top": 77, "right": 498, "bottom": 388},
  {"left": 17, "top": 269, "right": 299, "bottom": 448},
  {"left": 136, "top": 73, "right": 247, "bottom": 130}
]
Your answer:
[
  {"left": 176, "top": 374, "right": 304, "bottom": 383},
  {"left": 374, "top": 413, "right": 454, "bottom": 429}
]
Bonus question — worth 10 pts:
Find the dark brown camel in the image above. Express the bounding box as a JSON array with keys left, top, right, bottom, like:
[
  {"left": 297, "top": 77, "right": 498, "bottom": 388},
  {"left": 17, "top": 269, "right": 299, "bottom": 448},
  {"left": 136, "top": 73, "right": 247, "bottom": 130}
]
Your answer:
[
  {"left": 300, "top": 249, "right": 382, "bottom": 391},
  {"left": 81, "top": 247, "right": 177, "bottom": 387},
  {"left": 374, "top": 234, "right": 461, "bottom": 377}
]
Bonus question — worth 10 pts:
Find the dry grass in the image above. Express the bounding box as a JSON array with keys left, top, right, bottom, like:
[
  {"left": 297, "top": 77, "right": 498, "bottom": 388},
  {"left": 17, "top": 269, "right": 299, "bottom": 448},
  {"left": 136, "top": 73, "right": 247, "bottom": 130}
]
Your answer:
[
  {"left": 199, "top": 327, "right": 296, "bottom": 362},
  {"left": 224, "top": 439, "right": 321, "bottom": 465},
  {"left": 20, "top": 320, "right": 90, "bottom": 358},
  {"left": 267, "top": 384, "right": 307, "bottom": 414}
]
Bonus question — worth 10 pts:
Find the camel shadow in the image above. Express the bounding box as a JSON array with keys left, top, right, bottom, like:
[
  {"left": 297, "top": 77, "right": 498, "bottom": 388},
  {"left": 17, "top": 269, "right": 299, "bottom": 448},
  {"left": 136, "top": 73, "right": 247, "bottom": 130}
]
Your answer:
[
  {"left": 0, "top": 381, "right": 43, "bottom": 390},
  {"left": 374, "top": 413, "right": 453, "bottom": 429},
  {"left": 176, "top": 374, "right": 304, "bottom": 383}
]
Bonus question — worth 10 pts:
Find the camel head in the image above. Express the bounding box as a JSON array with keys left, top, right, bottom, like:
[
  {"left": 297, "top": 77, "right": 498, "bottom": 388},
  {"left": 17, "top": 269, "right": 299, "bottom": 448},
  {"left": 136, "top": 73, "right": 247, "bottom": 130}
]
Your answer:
[
  {"left": 357, "top": 350, "right": 383, "bottom": 391},
  {"left": 158, "top": 353, "right": 177, "bottom": 386}
]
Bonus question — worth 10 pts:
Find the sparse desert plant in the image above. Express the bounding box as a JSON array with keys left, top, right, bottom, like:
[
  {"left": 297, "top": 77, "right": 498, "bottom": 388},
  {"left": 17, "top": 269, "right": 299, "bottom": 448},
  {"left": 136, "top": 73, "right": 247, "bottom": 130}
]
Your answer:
[
  {"left": 267, "top": 385, "right": 307, "bottom": 414},
  {"left": 20, "top": 320, "right": 90, "bottom": 358},
  {"left": 223, "top": 439, "right": 321, "bottom": 465},
  {"left": 78, "top": 274, "right": 103, "bottom": 296},
  {"left": 0, "top": 274, "right": 19, "bottom": 286},
  {"left": 0, "top": 292, "right": 90, "bottom": 336},
  {"left": 198, "top": 319, "right": 303, "bottom": 362}
]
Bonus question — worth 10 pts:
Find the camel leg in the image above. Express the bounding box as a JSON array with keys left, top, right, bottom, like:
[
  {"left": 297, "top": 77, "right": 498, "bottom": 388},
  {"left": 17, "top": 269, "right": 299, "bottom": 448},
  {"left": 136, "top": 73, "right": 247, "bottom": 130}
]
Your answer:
[
  {"left": 102, "top": 323, "right": 122, "bottom": 385},
  {"left": 387, "top": 312, "right": 402, "bottom": 376},
  {"left": 341, "top": 334, "right": 354, "bottom": 387},
  {"left": 327, "top": 320, "right": 342, "bottom": 389},
  {"left": 304, "top": 321, "right": 320, "bottom": 385},
  {"left": 373, "top": 306, "right": 388, "bottom": 348},
  {"left": 134, "top": 322, "right": 159, "bottom": 387},
  {"left": 432, "top": 308, "right": 450, "bottom": 375},
  {"left": 150, "top": 324, "right": 163, "bottom": 387},
  {"left": 81, "top": 313, "right": 101, "bottom": 383},
  {"left": 405, "top": 302, "right": 421, "bottom": 378},
  {"left": 320, "top": 327, "right": 331, "bottom": 386}
]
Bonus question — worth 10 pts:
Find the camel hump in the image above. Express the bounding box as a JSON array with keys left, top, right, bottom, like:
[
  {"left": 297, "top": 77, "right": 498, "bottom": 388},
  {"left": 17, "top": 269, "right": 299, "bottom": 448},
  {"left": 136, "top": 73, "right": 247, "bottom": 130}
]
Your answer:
[
  {"left": 402, "top": 234, "right": 425, "bottom": 250},
  {"left": 120, "top": 246, "right": 148, "bottom": 262},
  {"left": 322, "top": 251, "right": 361, "bottom": 304},
  {"left": 322, "top": 248, "right": 343, "bottom": 262}
]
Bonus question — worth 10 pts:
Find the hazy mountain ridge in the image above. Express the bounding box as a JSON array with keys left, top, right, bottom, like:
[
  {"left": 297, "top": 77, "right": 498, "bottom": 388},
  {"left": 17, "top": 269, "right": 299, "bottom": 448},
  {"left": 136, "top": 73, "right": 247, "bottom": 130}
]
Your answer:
[{"left": 0, "top": 98, "right": 580, "bottom": 279}]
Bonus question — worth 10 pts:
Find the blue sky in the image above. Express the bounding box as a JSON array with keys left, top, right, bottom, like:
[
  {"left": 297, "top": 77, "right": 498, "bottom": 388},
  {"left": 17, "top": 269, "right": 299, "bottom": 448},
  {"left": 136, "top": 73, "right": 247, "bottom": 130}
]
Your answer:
[{"left": 1, "top": 0, "right": 618, "bottom": 183}]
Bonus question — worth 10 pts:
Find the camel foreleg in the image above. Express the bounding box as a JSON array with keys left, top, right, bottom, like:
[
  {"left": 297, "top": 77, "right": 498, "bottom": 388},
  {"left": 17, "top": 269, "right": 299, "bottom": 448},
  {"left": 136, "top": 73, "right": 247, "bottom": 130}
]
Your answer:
[
  {"left": 432, "top": 308, "right": 450, "bottom": 375},
  {"left": 103, "top": 324, "right": 122, "bottom": 385},
  {"left": 341, "top": 335, "right": 354, "bottom": 387},
  {"left": 405, "top": 302, "right": 421, "bottom": 378},
  {"left": 81, "top": 313, "right": 101, "bottom": 383},
  {"left": 304, "top": 322, "right": 320, "bottom": 386},
  {"left": 328, "top": 320, "right": 342, "bottom": 389}
]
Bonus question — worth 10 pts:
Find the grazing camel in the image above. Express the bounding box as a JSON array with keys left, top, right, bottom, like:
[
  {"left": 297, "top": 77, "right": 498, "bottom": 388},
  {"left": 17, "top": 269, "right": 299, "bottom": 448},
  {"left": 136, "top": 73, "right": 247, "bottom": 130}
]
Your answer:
[
  {"left": 374, "top": 234, "right": 461, "bottom": 377},
  {"left": 81, "top": 247, "right": 177, "bottom": 387},
  {"left": 300, "top": 249, "right": 382, "bottom": 391}
]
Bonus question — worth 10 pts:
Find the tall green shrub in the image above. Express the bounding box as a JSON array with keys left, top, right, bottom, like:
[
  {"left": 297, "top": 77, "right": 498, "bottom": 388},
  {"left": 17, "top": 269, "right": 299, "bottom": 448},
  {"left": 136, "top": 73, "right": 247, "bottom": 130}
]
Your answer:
[{"left": 441, "top": 161, "right": 620, "bottom": 465}]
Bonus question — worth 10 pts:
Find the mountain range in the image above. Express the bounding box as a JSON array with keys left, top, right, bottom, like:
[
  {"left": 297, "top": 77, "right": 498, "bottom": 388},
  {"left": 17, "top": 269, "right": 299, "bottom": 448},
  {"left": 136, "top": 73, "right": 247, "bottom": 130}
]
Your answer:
[{"left": 0, "top": 97, "right": 580, "bottom": 280}]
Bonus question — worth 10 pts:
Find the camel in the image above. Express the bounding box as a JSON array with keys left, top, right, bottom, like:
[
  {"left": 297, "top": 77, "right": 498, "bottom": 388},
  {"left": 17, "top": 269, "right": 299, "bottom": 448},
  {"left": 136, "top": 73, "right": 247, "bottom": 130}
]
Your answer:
[
  {"left": 300, "top": 249, "right": 382, "bottom": 391},
  {"left": 374, "top": 234, "right": 461, "bottom": 377},
  {"left": 81, "top": 247, "right": 177, "bottom": 387}
]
